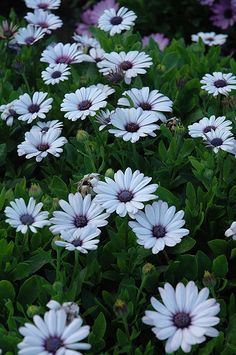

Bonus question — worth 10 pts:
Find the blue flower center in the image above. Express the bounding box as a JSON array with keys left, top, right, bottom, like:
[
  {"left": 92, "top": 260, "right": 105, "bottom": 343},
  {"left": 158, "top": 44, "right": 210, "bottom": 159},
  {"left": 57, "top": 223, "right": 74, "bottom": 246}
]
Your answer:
[
  {"left": 173, "top": 312, "right": 191, "bottom": 329},
  {"left": 74, "top": 215, "right": 88, "bottom": 228},
  {"left": 78, "top": 100, "right": 92, "bottom": 111},
  {"left": 51, "top": 71, "right": 62, "bottom": 79},
  {"left": 20, "top": 213, "right": 34, "bottom": 225},
  {"left": 152, "top": 225, "right": 166, "bottom": 238},
  {"left": 211, "top": 138, "right": 223, "bottom": 147},
  {"left": 125, "top": 122, "right": 139, "bottom": 132},
  {"left": 140, "top": 102, "right": 152, "bottom": 110},
  {"left": 214, "top": 79, "right": 227, "bottom": 88},
  {"left": 25, "top": 36, "right": 35, "bottom": 45},
  {"left": 44, "top": 336, "right": 63, "bottom": 353},
  {"left": 110, "top": 16, "right": 123, "bottom": 25},
  {"left": 118, "top": 190, "right": 133, "bottom": 202},
  {"left": 72, "top": 239, "right": 83, "bottom": 247},
  {"left": 28, "top": 104, "right": 40, "bottom": 113},
  {"left": 203, "top": 125, "right": 216, "bottom": 133},
  {"left": 119, "top": 61, "right": 133, "bottom": 71}
]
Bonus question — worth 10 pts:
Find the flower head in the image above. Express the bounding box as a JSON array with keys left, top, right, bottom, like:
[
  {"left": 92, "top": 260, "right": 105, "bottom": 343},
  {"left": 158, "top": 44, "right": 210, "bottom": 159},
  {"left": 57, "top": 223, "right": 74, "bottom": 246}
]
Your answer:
[
  {"left": 200, "top": 72, "right": 236, "bottom": 96},
  {"left": 88, "top": 0, "right": 119, "bottom": 24},
  {"left": 129, "top": 200, "right": 189, "bottom": 254},
  {"left": 203, "top": 128, "right": 235, "bottom": 153},
  {"left": 192, "top": 32, "right": 228, "bottom": 46},
  {"left": 98, "top": 6, "right": 137, "bottom": 36},
  {"left": 41, "top": 64, "right": 71, "bottom": 85},
  {"left": 25, "top": 9, "right": 63, "bottom": 33},
  {"left": 73, "top": 34, "right": 100, "bottom": 52},
  {"left": 25, "top": 0, "right": 61, "bottom": 10},
  {"left": 5, "top": 197, "right": 50, "bottom": 234},
  {"left": 93, "top": 167, "right": 158, "bottom": 217},
  {"left": 41, "top": 42, "right": 86, "bottom": 65},
  {"left": 50, "top": 192, "right": 109, "bottom": 235},
  {"left": 14, "top": 92, "right": 53, "bottom": 123},
  {"left": 98, "top": 51, "right": 153, "bottom": 84},
  {"left": 225, "top": 221, "right": 236, "bottom": 240},
  {"left": 87, "top": 47, "right": 106, "bottom": 63},
  {"left": 18, "top": 307, "right": 91, "bottom": 354},
  {"left": 61, "top": 86, "right": 108, "bottom": 121},
  {"left": 188, "top": 115, "right": 232, "bottom": 138},
  {"left": 0, "top": 20, "right": 18, "bottom": 39},
  {"left": 17, "top": 128, "right": 67, "bottom": 162},
  {"left": 0, "top": 100, "right": 17, "bottom": 126},
  {"left": 15, "top": 24, "right": 46, "bottom": 45},
  {"left": 210, "top": 0, "right": 236, "bottom": 29},
  {"left": 31, "top": 120, "right": 63, "bottom": 133},
  {"left": 142, "top": 33, "right": 169, "bottom": 51},
  {"left": 95, "top": 109, "right": 114, "bottom": 130},
  {"left": 118, "top": 87, "right": 173, "bottom": 122},
  {"left": 143, "top": 281, "right": 220, "bottom": 353}
]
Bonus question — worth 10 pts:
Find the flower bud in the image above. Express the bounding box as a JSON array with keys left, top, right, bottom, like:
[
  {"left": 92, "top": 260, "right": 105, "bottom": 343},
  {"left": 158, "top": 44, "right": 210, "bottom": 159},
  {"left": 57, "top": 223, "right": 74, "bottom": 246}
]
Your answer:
[
  {"left": 76, "top": 129, "right": 89, "bottom": 142},
  {"left": 105, "top": 168, "right": 114, "bottom": 178},
  {"left": 203, "top": 271, "right": 216, "bottom": 288},
  {"left": 27, "top": 305, "right": 41, "bottom": 318},
  {"left": 113, "top": 299, "right": 128, "bottom": 316},
  {"left": 142, "top": 263, "right": 155, "bottom": 274},
  {"left": 29, "top": 183, "right": 42, "bottom": 198}
]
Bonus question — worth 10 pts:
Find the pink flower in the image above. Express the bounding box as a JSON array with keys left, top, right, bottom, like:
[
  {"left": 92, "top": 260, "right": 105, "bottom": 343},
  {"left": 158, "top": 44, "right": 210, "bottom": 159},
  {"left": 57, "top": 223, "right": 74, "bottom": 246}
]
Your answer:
[
  {"left": 75, "top": 23, "right": 91, "bottom": 36},
  {"left": 142, "top": 33, "right": 169, "bottom": 51},
  {"left": 81, "top": 9, "right": 94, "bottom": 25}
]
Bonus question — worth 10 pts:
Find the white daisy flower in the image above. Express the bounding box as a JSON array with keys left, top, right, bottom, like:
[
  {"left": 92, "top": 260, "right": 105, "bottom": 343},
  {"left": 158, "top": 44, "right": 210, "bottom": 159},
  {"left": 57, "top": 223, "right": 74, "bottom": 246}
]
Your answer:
[
  {"left": 0, "top": 100, "right": 17, "bottom": 126},
  {"left": 98, "top": 6, "right": 137, "bottom": 36},
  {"left": 73, "top": 34, "right": 101, "bottom": 52},
  {"left": 204, "top": 128, "right": 235, "bottom": 153},
  {"left": 55, "top": 225, "right": 101, "bottom": 253},
  {"left": 201, "top": 72, "right": 236, "bottom": 96},
  {"left": 90, "top": 83, "right": 115, "bottom": 98},
  {"left": 50, "top": 192, "right": 109, "bottom": 234},
  {"left": 98, "top": 51, "right": 153, "bottom": 84},
  {"left": 15, "top": 24, "right": 46, "bottom": 45},
  {"left": 61, "top": 86, "right": 108, "bottom": 121},
  {"left": 87, "top": 47, "right": 106, "bottom": 63},
  {"left": 93, "top": 167, "right": 158, "bottom": 217},
  {"left": 109, "top": 107, "right": 160, "bottom": 143},
  {"left": 129, "top": 200, "right": 189, "bottom": 254},
  {"left": 47, "top": 300, "right": 80, "bottom": 324},
  {"left": 5, "top": 197, "right": 50, "bottom": 234},
  {"left": 25, "top": 0, "right": 61, "bottom": 10},
  {"left": 17, "top": 128, "right": 67, "bottom": 162},
  {"left": 95, "top": 109, "right": 114, "bottom": 131},
  {"left": 14, "top": 92, "right": 53, "bottom": 123},
  {"left": 31, "top": 120, "right": 63, "bottom": 133},
  {"left": 142, "top": 281, "right": 220, "bottom": 354},
  {"left": 188, "top": 115, "right": 232, "bottom": 138},
  {"left": 18, "top": 308, "right": 91, "bottom": 354},
  {"left": 25, "top": 9, "right": 63, "bottom": 33},
  {"left": 192, "top": 32, "right": 228, "bottom": 46},
  {"left": 118, "top": 87, "right": 173, "bottom": 122},
  {"left": 41, "top": 42, "right": 86, "bottom": 65},
  {"left": 41, "top": 63, "right": 71, "bottom": 85},
  {"left": 225, "top": 221, "right": 236, "bottom": 240}
]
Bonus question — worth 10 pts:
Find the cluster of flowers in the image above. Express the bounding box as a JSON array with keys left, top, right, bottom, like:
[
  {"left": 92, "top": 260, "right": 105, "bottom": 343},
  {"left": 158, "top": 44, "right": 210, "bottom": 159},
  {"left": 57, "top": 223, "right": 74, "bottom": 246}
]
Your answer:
[
  {"left": 199, "top": 0, "right": 236, "bottom": 30},
  {"left": 2, "top": 0, "right": 235, "bottom": 353}
]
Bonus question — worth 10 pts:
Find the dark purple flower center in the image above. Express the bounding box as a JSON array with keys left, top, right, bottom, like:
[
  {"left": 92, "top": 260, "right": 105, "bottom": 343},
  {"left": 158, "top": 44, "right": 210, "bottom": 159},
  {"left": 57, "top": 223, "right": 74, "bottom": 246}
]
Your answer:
[
  {"left": 56, "top": 56, "right": 71, "bottom": 64},
  {"left": 119, "top": 61, "right": 133, "bottom": 71},
  {"left": 224, "top": 9, "right": 233, "bottom": 19},
  {"left": 9, "top": 108, "right": 17, "bottom": 116},
  {"left": 28, "top": 104, "right": 40, "bottom": 113},
  {"left": 20, "top": 213, "right": 34, "bottom": 225},
  {"left": 203, "top": 125, "right": 216, "bottom": 133},
  {"left": 214, "top": 79, "right": 227, "bottom": 88},
  {"left": 125, "top": 122, "right": 139, "bottom": 132},
  {"left": 25, "top": 36, "right": 35, "bottom": 45},
  {"left": 72, "top": 239, "right": 83, "bottom": 247},
  {"left": 4, "top": 29, "right": 13, "bottom": 37},
  {"left": 95, "top": 57, "right": 102, "bottom": 63},
  {"left": 38, "top": 22, "right": 49, "bottom": 28},
  {"left": 110, "top": 16, "right": 123, "bottom": 25},
  {"left": 51, "top": 70, "right": 62, "bottom": 79},
  {"left": 37, "top": 143, "right": 50, "bottom": 151},
  {"left": 44, "top": 336, "right": 63, "bottom": 353},
  {"left": 78, "top": 100, "right": 92, "bottom": 111},
  {"left": 74, "top": 215, "right": 88, "bottom": 228},
  {"left": 210, "top": 138, "right": 223, "bottom": 147},
  {"left": 139, "top": 102, "right": 152, "bottom": 110},
  {"left": 152, "top": 225, "right": 166, "bottom": 238},
  {"left": 118, "top": 190, "right": 133, "bottom": 202},
  {"left": 107, "top": 70, "right": 124, "bottom": 83},
  {"left": 206, "top": 37, "right": 214, "bottom": 41},
  {"left": 173, "top": 312, "right": 191, "bottom": 329},
  {"left": 38, "top": 3, "right": 49, "bottom": 9}
]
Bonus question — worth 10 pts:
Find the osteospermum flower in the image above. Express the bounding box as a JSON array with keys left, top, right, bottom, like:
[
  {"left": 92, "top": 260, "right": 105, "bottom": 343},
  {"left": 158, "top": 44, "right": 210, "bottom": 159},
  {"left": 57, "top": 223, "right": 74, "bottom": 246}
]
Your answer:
[
  {"left": 204, "top": 128, "right": 235, "bottom": 153},
  {"left": 47, "top": 300, "right": 80, "bottom": 324},
  {"left": 142, "top": 33, "right": 169, "bottom": 51},
  {"left": 0, "top": 100, "right": 17, "bottom": 126},
  {"left": 41, "top": 64, "right": 71, "bottom": 85},
  {"left": 18, "top": 308, "right": 91, "bottom": 354},
  {"left": 191, "top": 32, "right": 228, "bottom": 46},
  {"left": 31, "top": 120, "right": 63, "bottom": 133},
  {"left": 200, "top": 72, "right": 236, "bottom": 96},
  {"left": 17, "top": 128, "right": 67, "bottom": 162},
  {"left": 73, "top": 34, "right": 101, "bottom": 52},
  {"left": 95, "top": 109, "right": 114, "bottom": 130},
  {"left": 142, "top": 281, "right": 220, "bottom": 353},
  {"left": 14, "top": 92, "right": 53, "bottom": 123},
  {"left": 88, "top": 47, "right": 106, "bottom": 63},
  {"left": 93, "top": 167, "right": 158, "bottom": 217},
  {"left": 118, "top": 87, "right": 173, "bottom": 122},
  {"left": 41, "top": 42, "right": 86, "bottom": 65},
  {"left": 225, "top": 221, "right": 236, "bottom": 240},
  {"left": 90, "top": 83, "right": 115, "bottom": 98},
  {"left": 5, "top": 197, "right": 50, "bottom": 234},
  {"left": 98, "top": 6, "right": 137, "bottom": 36},
  {"left": 129, "top": 200, "right": 189, "bottom": 254},
  {"left": 61, "top": 86, "right": 108, "bottom": 121},
  {"left": 188, "top": 115, "right": 232, "bottom": 138},
  {"left": 25, "top": 0, "right": 61, "bottom": 10},
  {"left": 109, "top": 107, "right": 160, "bottom": 143},
  {"left": 210, "top": 0, "right": 236, "bottom": 29},
  {"left": 0, "top": 20, "right": 18, "bottom": 39},
  {"left": 15, "top": 24, "right": 46, "bottom": 45},
  {"left": 55, "top": 225, "right": 101, "bottom": 253},
  {"left": 25, "top": 9, "right": 63, "bottom": 34},
  {"left": 98, "top": 51, "right": 153, "bottom": 84},
  {"left": 50, "top": 192, "right": 109, "bottom": 234}
]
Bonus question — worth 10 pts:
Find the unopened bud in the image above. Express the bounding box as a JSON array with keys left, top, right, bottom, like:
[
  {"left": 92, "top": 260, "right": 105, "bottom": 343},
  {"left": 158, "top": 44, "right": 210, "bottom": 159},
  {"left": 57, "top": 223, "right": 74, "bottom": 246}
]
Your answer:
[
  {"left": 114, "top": 299, "right": 128, "bottom": 316},
  {"left": 29, "top": 183, "right": 42, "bottom": 198},
  {"left": 203, "top": 271, "right": 216, "bottom": 288},
  {"left": 105, "top": 168, "right": 114, "bottom": 178},
  {"left": 27, "top": 305, "right": 41, "bottom": 317},
  {"left": 142, "top": 263, "right": 155, "bottom": 274},
  {"left": 76, "top": 129, "right": 89, "bottom": 142}
]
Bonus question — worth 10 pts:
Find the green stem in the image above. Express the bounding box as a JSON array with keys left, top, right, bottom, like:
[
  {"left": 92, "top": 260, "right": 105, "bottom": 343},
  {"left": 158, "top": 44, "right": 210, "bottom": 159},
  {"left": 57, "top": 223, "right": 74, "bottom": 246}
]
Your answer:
[
  {"left": 121, "top": 315, "right": 130, "bottom": 339},
  {"left": 136, "top": 276, "right": 146, "bottom": 304},
  {"left": 163, "top": 250, "right": 170, "bottom": 264},
  {"left": 56, "top": 249, "right": 61, "bottom": 281},
  {"left": 21, "top": 71, "right": 31, "bottom": 93}
]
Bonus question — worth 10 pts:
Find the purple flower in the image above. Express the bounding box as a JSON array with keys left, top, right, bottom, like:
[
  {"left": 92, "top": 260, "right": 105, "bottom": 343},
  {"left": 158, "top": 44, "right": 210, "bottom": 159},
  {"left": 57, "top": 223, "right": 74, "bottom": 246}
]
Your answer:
[
  {"left": 199, "top": 0, "right": 215, "bottom": 5},
  {"left": 142, "top": 33, "right": 169, "bottom": 51},
  {"left": 75, "top": 23, "right": 91, "bottom": 36},
  {"left": 81, "top": 9, "right": 95, "bottom": 25},
  {"left": 210, "top": 0, "right": 236, "bottom": 29}
]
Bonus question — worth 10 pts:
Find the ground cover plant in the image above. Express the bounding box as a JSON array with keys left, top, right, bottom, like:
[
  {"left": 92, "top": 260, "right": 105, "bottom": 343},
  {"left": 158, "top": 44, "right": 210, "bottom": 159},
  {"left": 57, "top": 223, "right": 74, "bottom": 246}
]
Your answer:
[{"left": 1, "top": 0, "right": 236, "bottom": 354}]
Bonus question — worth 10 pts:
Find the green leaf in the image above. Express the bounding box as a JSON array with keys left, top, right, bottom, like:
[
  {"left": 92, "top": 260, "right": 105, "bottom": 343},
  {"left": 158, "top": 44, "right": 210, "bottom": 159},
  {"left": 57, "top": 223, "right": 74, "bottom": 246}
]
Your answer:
[
  {"left": 212, "top": 255, "right": 228, "bottom": 278},
  {"left": 168, "top": 237, "right": 196, "bottom": 254},
  {"left": 92, "top": 312, "right": 107, "bottom": 338},
  {"left": 0, "top": 143, "right": 7, "bottom": 166},
  {"left": 0, "top": 280, "right": 15, "bottom": 302},
  {"left": 49, "top": 176, "right": 69, "bottom": 199},
  {"left": 208, "top": 239, "right": 230, "bottom": 257},
  {"left": 18, "top": 275, "right": 50, "bottom": 305}
]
